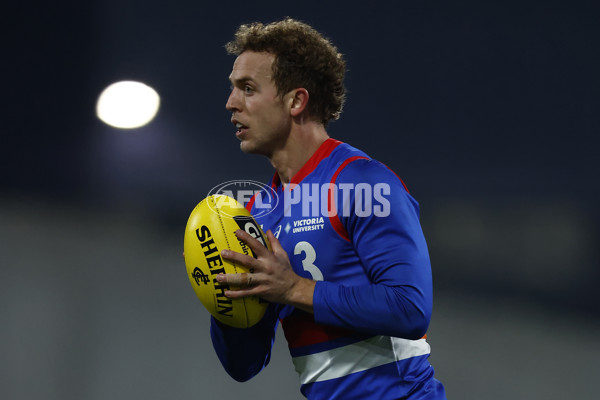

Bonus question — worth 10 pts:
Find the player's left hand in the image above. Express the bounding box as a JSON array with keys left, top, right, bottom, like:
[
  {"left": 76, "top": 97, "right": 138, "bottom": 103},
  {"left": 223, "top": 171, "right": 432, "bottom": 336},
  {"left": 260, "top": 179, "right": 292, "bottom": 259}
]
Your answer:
[{"left": 218, "top": 229, "right": 315, "bottom": 313}]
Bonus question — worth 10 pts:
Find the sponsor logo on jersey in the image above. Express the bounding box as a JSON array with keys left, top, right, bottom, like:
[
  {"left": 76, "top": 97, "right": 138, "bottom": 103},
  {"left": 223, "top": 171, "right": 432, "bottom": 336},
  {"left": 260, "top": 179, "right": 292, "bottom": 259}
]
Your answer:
[{"left": 290, "top": 217, "right": 325, "bottom": 234}]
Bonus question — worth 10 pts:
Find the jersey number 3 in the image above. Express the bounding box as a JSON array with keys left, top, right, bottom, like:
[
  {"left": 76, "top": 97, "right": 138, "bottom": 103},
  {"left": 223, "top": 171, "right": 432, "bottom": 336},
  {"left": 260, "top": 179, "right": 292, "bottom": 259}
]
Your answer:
[{"left": 294, "top": 241, "right": 324, "bottom": 281}]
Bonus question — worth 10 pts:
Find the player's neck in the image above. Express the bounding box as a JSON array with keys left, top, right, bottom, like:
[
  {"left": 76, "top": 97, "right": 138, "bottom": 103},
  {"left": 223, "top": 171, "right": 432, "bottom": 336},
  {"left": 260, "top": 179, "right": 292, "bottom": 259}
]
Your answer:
[{"left": 269, "top": 121, "right": 328, "bottom": 185}]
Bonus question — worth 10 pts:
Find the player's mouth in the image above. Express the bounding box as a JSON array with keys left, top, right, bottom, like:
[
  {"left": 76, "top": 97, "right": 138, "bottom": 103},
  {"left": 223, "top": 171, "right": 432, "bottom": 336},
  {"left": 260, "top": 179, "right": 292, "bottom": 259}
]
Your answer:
[{"left": 232, "top": 119, "right": 249, "bottom": 138}]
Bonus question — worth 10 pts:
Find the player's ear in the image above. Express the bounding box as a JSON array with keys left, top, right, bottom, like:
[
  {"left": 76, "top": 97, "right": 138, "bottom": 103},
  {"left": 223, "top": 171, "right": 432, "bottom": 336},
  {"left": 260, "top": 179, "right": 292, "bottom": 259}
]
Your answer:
[{"left": 288, "top": 88, "right": 309, "bottom": 117}]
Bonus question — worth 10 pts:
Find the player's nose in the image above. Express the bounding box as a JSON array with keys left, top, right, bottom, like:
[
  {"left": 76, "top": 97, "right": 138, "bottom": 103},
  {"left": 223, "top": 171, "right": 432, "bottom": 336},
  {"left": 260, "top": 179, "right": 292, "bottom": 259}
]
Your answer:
[{"left": 226, "top": 88, "right": 241, "bottom": 112}]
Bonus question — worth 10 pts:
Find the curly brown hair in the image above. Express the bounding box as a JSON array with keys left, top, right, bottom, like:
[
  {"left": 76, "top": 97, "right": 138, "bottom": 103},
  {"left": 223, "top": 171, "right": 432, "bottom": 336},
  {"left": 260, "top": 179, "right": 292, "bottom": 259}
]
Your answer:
[{"left": 225, "top": 18, "right": 346, "bottom": 126}]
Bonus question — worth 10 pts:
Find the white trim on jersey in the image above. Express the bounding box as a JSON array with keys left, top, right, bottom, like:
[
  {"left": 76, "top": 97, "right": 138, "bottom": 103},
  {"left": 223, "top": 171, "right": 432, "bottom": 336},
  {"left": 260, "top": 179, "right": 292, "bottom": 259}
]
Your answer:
[{"left": 292, "top": 336, "right": 431, "bottom": 385}]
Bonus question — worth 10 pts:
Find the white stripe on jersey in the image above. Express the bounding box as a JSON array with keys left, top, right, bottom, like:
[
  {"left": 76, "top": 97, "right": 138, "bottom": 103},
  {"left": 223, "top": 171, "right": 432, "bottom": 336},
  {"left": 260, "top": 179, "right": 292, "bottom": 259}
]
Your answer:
[{"left": 292, "top": 335, "right": 431, "bottom": 384}]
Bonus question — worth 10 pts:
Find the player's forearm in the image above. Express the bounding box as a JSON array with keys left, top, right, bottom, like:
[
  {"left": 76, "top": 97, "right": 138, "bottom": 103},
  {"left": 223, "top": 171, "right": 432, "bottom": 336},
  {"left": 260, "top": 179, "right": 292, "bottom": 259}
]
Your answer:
[
  {"left": 209, "top": 305, "right": 278, "bottom": 381},
  {"left": 312, "top": 281, "right": 431, "bottom": 340},
  {"left": 284, "top": 276, "right": 316, "bottom": 314}
]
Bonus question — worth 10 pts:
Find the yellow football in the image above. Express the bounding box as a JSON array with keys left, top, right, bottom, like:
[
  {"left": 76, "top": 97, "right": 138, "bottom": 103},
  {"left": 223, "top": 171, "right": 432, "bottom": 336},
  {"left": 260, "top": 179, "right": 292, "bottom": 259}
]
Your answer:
[{"left": 184, "top": 194, "right": 270, "bottom": 328}]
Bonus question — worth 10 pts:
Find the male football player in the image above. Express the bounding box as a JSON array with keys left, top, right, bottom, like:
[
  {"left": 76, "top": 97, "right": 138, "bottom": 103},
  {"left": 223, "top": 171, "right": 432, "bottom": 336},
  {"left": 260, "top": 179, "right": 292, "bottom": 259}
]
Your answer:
[{"left": 211, "top": 18, "right": 446, "bottom": 399}]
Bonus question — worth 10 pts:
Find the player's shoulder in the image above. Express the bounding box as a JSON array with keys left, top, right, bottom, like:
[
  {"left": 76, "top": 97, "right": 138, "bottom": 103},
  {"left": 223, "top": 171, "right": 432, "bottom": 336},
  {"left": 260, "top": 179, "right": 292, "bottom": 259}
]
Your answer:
[
  {"left": 328, "top": 139, "right": 371, "bottom": 162},
  {"left": 329, "top": 140, "right": 393, "bottom": 172},
  {"left": 330, "top": 142, "right": 404, "bottom": 184}
]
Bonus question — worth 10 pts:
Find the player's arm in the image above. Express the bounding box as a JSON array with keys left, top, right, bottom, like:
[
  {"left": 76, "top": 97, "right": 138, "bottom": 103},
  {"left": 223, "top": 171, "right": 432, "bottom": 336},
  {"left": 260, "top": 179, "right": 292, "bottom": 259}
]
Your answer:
[
  {"left": 210, "top": 302, "right": 280, "bottom": 382},
  {"left": 313, "top": 159, "right": 433, "bottom": 340},
  {"left": 217, "top": 160, "right": 431, "bottom": 339}
]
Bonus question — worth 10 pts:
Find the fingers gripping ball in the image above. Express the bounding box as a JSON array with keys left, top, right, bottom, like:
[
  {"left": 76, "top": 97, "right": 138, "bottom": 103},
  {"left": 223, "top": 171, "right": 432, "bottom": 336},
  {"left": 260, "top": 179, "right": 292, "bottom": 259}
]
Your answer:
[{"left": 184, "top": 195, "right": 270, "bottom": 328}]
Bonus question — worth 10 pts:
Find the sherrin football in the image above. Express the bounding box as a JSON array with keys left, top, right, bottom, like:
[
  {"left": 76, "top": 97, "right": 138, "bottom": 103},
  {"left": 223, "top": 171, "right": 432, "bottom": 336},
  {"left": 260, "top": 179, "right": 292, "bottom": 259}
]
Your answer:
[{"left": 184, "top": 194, "right": 270, "bottom": 328}]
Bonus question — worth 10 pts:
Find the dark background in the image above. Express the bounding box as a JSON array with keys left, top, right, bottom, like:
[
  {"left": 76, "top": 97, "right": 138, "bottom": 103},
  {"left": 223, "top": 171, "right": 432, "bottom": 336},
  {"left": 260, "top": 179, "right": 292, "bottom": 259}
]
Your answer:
[{"left": 3, "top": 1, "right": 599, "bottom": 399}]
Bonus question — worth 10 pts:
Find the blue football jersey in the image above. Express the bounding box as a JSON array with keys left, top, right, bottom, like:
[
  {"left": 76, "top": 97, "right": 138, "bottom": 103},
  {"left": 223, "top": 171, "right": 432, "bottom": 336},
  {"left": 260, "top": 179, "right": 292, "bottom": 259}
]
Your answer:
[{"left": 211, "top": 139, "right": 445, "bottom": 400}]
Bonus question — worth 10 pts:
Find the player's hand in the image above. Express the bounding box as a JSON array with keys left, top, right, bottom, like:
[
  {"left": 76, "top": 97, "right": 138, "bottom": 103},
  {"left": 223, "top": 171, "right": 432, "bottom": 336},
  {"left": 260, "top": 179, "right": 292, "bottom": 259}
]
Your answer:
[{"left": 218, "top": 229, "right": 315, "bottom": 313}]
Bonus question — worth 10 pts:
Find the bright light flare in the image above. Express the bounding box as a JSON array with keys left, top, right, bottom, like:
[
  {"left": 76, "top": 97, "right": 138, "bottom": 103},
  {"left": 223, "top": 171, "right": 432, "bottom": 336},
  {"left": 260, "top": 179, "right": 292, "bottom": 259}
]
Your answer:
[{"left": 96, "top": 81, "right": 160, "bottom": 129}]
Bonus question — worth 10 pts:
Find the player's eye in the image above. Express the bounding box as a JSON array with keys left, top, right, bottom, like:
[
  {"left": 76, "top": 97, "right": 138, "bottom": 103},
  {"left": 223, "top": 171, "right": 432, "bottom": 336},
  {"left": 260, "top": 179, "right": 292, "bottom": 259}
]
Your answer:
[{"left": 244, "top": 85, "right": 254, "bottom": 94}]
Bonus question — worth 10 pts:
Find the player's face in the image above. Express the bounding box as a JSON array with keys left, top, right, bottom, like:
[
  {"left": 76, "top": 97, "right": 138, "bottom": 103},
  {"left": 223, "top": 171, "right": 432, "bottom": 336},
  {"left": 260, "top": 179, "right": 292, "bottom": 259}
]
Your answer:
[{"left": 226, "top": 51, "right": 292, "bottom": 156}]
